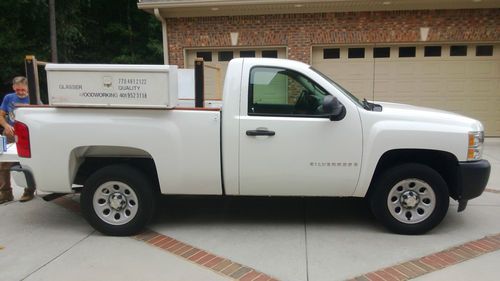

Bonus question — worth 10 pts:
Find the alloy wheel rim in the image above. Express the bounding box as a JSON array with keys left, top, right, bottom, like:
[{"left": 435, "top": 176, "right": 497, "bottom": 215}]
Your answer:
[
  {"left": 93, "top": 181, "right": 139, "bottom": 225},
  {"left": 387, "top": 178, "right": 436, "bottom": 224}
]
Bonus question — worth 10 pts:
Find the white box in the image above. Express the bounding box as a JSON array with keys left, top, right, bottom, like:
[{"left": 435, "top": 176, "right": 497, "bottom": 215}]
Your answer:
[
  {"left": 0, "top": 136, "right": 5, "bottom": 152},
  {"left": 46, "top": 64, "right": 178, "bottom": 108}
]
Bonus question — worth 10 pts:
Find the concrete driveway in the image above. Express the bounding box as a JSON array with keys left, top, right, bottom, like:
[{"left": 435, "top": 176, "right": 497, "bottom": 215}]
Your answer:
[{"left": 1, "top": 139, "right": 500, "bottom": 281}]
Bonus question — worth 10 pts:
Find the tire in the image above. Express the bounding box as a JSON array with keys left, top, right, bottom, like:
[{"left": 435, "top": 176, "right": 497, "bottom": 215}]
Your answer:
[
  {"left": 370, "top": 163, "right": 449, "bottom": 235},
  {"left": 81, "top": 164, "right": 156, "bottom": 236}
]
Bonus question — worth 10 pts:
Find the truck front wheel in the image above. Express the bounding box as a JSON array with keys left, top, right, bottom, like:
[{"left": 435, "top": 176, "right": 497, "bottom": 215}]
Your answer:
[
  {"left": 370, "top": 163, "right": 449, "bottom": 235},
  {"left": 81, "top": 165, "right": 156, "bottom": 236}
]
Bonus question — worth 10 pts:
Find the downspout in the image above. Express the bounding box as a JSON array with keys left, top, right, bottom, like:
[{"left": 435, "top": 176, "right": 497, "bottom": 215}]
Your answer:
[{"left": 154, "top": 8, "right": 169, "bottom": 65}]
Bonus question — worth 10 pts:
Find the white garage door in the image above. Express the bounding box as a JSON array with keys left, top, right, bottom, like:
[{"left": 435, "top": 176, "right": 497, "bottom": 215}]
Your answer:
[
  {"left": 186, "top": 48, "right": 287, "bottom": 99},
  {"left": 312, "top": 44, "right": 500, "bottom": 136}
]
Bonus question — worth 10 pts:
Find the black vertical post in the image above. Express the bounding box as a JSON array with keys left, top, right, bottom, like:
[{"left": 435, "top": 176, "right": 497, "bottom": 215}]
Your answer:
[
  {"left": 24, "top": 55, "right": 40, "bottom": 105},
  {"left": 194, "top": 58, "right": 204, "bottom": 108}
]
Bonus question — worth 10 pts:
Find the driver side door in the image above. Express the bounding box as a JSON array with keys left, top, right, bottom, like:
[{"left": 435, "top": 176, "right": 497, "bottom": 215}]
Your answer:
[{"left": 239, "top": 66, "right": 363, "bottom": 196}]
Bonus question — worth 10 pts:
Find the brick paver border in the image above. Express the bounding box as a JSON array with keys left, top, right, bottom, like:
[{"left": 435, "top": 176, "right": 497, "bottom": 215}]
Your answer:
[
  {"left": 485, "top": 188, "right": 500, "bottom": 194},
  {"left": 52, "top": 195, "right": 500, "bottom": 281},
  {"left": 52, "top": 196, "right": 277, "bottom": 281},
  {"left": 53, "top": 195, "right": 81, "bottom": 212},
  {"left": 349, "top": 233, "right": 500, "bottom": 281},
  {"left": 134, "top": 229, "right": 277, "bottom": 281}
]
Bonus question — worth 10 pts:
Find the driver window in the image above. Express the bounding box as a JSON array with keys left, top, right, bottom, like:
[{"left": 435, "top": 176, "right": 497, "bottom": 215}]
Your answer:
[{"left": 249, "top": 67, "right": 330, "bottom": 116}]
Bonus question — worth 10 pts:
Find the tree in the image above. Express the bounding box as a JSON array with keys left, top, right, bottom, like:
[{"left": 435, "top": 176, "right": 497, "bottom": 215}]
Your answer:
[
  {"left": 73, "top": 0, "right": 163, "bottom": 64},
  {"left": 0, "top": 0, "right": 163, "bottom": 95},
  {"left": 49, "top": 0, "right": 58, "bottom": 62},
  {"left": 0, "top": 0, "right": 50, "bottom": 94}
]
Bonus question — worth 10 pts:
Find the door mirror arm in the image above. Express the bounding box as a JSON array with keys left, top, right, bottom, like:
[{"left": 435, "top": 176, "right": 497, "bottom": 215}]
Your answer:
[{"left": 322, "top": 95, "right": 346, "bottom": 121}]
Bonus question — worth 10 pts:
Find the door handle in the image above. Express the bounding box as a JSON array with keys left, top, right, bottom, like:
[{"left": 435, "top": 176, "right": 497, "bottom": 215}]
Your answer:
[{"left": 246, "top": 129, "right": 276, "bottom": 136}]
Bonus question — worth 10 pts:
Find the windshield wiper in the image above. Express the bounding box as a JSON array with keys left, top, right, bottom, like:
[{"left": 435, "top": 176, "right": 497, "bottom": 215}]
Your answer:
[
  {"left": 362, "top": 98, "right": 372, "bottom": 110},
  {"left": 362, "top": 98, "right": 383, "bottom": 112}
]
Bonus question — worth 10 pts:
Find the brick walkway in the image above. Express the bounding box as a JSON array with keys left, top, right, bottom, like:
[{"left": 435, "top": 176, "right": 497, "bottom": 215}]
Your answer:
[
  {"left": 135, "top": 229, "right": 278, "bottom": 281},
  {"left": 53, "top": 195, "right": 500, "bottom": 281},
  {"left": 349, "top": 234, "right": 500, "bottom": 281},
  {"left": 485, "top": 188, "right": 500, "bottom": 194},
  {"left": 53, "top": 196, "right": 278, "bottom": 280}
]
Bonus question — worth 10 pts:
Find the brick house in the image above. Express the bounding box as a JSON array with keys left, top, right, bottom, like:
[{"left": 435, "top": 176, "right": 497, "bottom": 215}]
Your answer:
[{"left": 138, "top": 0, "right": 500, "bottom": 135}]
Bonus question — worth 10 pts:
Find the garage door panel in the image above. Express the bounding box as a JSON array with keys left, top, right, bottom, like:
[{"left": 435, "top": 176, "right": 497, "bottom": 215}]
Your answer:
[
  {"left": 468, "top": 97, "right": 497, "bottom": 111},
  {"left": 420, "top": 80, "right": 442, "bottom": 93},
  {"left": 374, "top": 80, "right": 392, "bottom": 93},
  {"left": 468, "top": 61, "right": 496, "bottom": 76},
  {"left": 445, "top": 62, "right": 467, "bottom": 76},
  {"left": 313, "top": 64, "right": 335, "bottom": 77},
  {"left": 343, "top": 63, "right": 373, "bottom": 78},
  {"left": 393, "top": 62, "right": 416, "bottom": 76},
  {"left": 468, "top": 79, "right": 497, "bottom": 96},
  {"left": 312, "top": 44, "right": 499, "bottom": 135},
  {"left": 417, "top": 97, "right": 442, "bottom": 108},
  {"left": 339, "top": 80, "right": 372, "bottom": 97},
  {"left": 418, "top": 62, "right": 441, "bottom": 76},
  {"left": 383, "top": 97, "right": 415, "bottom": 104},
  {"left": 324, "top": 65, "right": 372, "bottom": 80},
  {"left": 437, "top": 98, "right": 466, "bottom": 112},
  {"left": 467, "top": 97, "right": 500, "bottom": 114},
  {"left": 446, "top": 80, "right": 467, "bottom": 94},
  {"left": 374, "top": 62, "right": 394, "bottom": 77},
  {"left": 394, "top": 80, "right": 416, "bottom": 94},
  {"left": 492, "top": 120, "right": 500, "bottom": 136}
]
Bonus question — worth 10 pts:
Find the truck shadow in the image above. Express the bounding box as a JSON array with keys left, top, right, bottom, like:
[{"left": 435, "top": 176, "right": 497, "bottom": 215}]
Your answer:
[{"left": 153, "top": 195, "right": 381, "bottom": 230}]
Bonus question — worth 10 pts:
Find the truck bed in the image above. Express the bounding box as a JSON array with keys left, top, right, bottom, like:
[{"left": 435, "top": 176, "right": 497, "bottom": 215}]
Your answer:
[{"left": 13, "top": 107, "right": 223, "bottom": 195}]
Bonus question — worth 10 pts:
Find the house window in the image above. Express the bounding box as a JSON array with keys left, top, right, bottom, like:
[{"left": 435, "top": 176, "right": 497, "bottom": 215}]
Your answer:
[
  {"left": 399, "top": 47, "right": 416, "bottom": 58},
  {"left": 196, "top": 51, "right": 212, "bottom": 62},
  {"left": 240, "top": 50, "right": 256, "bottom": 58},
  {"left": 262, "top": 50, "right": 278, "bottom": 58},
  {"left": 218, "top": 51, "right": 234, "bottom": 62},
  {"left": 424, "top": 46, "right": 442, "bottom": 57},
  {"left": 373, "top": 47, "right": 390, "bottom": 58},
  {"left": 476, "top": 45, "right": 493, "bottom": 56},
  {"left": 348, "top": 48, "right": 365, "bottom": 59},
  {"left": 450, "top": 45, "right": 467, "bottom": 56},
  {"left": 323, "top": 48, "right": 340, "bottom": 59}
]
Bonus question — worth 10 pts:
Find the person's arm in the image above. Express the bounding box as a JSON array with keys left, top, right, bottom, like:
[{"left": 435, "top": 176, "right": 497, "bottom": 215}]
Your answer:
[{"left": 0, "top": 110, "right": 14, "bottom": 137}]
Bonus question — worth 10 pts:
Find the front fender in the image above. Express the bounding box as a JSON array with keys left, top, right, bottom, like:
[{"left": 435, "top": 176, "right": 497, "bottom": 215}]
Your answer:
[{"left": 354, "top": 120, "right": 468, "bottom": 197}]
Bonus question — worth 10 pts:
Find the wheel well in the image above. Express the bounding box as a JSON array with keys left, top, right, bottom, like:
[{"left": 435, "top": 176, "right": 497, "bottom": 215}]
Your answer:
[
  {"left": 367, "top": 149, "right": 460, "bottom": 199},
  {"left": 73, "top": 157, "right": 160, "bottom": 193}
]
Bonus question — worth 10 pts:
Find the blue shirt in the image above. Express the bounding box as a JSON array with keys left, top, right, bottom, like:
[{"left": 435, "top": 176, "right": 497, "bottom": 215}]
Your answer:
[{"left": 1, "top": 93, "right": 30, "bottom": 126}]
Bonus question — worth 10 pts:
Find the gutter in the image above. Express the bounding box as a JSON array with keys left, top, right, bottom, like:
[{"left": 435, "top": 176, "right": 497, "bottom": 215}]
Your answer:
[
  {"left": 138, "top": 0, "right": 306, "bottom": 9},
  {"left": 154, "top": 8, "right": 169, "bottom": 65}
]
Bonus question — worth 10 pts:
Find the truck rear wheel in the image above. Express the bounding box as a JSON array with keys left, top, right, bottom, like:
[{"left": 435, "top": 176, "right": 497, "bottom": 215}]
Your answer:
[
  {"left": 81, "top": 165, "right": 156, "bottom": 236},
  {"left": 370, "top": 163, "right": 449, "bottom": 235}
]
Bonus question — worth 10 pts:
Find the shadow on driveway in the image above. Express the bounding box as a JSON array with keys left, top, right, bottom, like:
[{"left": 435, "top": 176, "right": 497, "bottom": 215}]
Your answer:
[{"left": 154, "top": 195, "right": 382, "bottom": 230}]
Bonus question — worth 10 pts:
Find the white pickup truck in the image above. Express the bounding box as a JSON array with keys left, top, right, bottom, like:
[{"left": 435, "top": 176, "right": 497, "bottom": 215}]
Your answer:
[{"left": 3, "top": 58, "right": 490, "bottom": 236}]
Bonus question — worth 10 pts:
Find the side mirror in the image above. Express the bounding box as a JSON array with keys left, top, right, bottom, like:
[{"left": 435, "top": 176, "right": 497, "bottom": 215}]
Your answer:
[{"left": 322, "top": 95, "right": 346, "bottom": 121}]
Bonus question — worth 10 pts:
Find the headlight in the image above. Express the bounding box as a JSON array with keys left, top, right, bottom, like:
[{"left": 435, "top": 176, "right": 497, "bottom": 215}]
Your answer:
[{"left": 467, "top": 131, "right": 484, "bottom": 161}]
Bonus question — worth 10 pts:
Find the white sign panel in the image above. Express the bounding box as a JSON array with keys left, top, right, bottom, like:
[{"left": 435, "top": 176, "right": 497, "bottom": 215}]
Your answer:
[
  {"left": 178, "top": 69, "right": 195, "bottom": 99},
  {"left": 46, "top": 64, "right": 178, "bottom": 108}
]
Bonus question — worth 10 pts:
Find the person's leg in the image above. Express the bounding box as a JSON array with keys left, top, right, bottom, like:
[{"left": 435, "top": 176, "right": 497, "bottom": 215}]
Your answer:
[
  {"left": 19, "top": 187, "right": 35, "bottom": 202},
  {"left": 17, "top": 159, "right": 35, "bottom": 202},
  {"left": 0, "top": 162, "right": 13, "bottom": 204}
]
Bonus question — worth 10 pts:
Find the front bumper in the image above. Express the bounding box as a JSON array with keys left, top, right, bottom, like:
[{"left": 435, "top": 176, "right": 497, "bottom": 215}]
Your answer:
[{"left": 457, "top": 159, "right": 490, "bottom": 200}]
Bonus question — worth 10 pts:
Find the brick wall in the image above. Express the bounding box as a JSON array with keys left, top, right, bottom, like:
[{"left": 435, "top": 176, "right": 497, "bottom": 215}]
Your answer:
[{"left": 166, "top": 9, "right": 500, "bottom": 66}]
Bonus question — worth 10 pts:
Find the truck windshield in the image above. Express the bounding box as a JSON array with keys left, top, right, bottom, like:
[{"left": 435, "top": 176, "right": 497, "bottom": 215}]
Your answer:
[{"left": 310, "top": 67, "right": 364, "bottom": 108}]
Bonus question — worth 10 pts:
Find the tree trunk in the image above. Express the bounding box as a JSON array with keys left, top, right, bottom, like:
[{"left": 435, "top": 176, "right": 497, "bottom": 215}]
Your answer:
[{"left": 49, "top": 0, "right": 58, "bottom": 62}]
